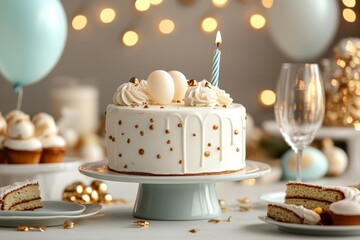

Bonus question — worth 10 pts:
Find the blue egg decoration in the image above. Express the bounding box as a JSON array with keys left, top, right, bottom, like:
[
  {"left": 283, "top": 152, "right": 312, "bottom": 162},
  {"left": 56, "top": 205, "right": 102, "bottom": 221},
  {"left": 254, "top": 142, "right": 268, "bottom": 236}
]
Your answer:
[{"left": 281, "top": 147, "right": 328, "bottom": 181}]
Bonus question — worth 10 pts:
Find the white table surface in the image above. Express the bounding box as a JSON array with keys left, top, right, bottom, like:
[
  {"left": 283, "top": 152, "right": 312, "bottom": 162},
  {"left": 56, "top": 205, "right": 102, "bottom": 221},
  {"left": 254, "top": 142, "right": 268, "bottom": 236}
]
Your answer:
[{"left": 1, "top": 171, "right": 360, "bottom": 240}]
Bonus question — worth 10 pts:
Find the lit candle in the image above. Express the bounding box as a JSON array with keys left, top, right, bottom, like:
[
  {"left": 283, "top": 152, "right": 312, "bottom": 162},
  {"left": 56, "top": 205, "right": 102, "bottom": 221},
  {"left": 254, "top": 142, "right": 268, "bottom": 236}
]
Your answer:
[{"left": 210, "top": 31, "right": 222, "bottom": 87}]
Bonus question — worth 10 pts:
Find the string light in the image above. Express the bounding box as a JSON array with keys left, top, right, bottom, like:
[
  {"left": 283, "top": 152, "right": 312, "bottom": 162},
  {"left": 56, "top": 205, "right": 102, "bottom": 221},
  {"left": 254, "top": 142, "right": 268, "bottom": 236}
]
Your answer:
[
  {"left": 135, "top": 0, "right": 151, "bottom": 12},
  {"left": 261, "top": 0, "right": 273, "bottom": 8},
  {"left": 250, "top": 14, "right": 266, "bottom": 29},
  {"left": 123, "top": 31, "right": 139, "bottom": 46},
  {"left": 212, "top": 0, "right": 228, "bottom": 8},
  {"left": 343, "top": 8, "right": 356, "bottom": 22},
  {"left": 72, "top": 15, "right": 87, "bottom": 30},
  {"left": 342, "top": 0, "right": 356, "bottom": 8},
  {"left": 149, "top": 0, "right": 163, "bottom": 5},
  {"left": 259, "top": 89, "right": 276, "bottom": 106},
  {"left": 201, "top": 17, "right": 218, "bottom": 33},
  {"left": 100, "top": 8, "right": 116, "bottom": 23},
  {"left": 159, "top": 19, "right": 175, "bottom": 34}
]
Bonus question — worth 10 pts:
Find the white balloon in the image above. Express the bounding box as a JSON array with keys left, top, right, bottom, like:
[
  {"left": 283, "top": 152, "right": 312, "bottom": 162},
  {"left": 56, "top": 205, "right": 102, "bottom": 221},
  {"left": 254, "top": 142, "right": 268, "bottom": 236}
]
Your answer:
[{"left": 267, "top": 0, "right": 339, "bottom": 61}]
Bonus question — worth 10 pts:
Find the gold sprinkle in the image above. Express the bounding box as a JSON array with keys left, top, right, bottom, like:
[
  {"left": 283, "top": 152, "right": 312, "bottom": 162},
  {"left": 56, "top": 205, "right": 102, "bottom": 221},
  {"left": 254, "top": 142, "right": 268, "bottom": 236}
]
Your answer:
[
  {"left": 167, "top": 140, "right": 171, "bottom": 144},
  {"left": 17, "top": 226, "right": 46, "bottom": 232},
  {"left": 108, "top": 135, "right": 112, "bottom": 140},
  {"left": 204, "top": 151, "right": 210, "bottom": 157},
  {"left": 221, "top": 207, "right": 231, "bottom": 213},
  {"left": 150, "top": 118, "right": 154, "bottom": 122},
  {"left": 204, "top": 81, "right": 212, "bottom": 89},
  {"left": 192, "top": 133, "right": 196, "bottom": 137},
  {"left": 127, "top": 139, "right": 131, "bottom": 144},
  {"left": 139, "top": 149, "right": 145, "bottom": 155},
  {"left": 112, "top": 137, "right": 115, "bottom": 142},
  {"left": 239, "top": 206, "right": 250, "bottom": 212},
  {"left": 149, "top": 125, "right": 155, "bottom": 130},
  {"left": 234, "top": 130, "right": 239, "bottom": 135},
  {"left": 238, "top": 197, "right": 251, "bottom": 204},
  {"left": 189, "top": 228, "right": 200, "bottom": 233},
  {"left": 178, "top": 123, "right": 182, "bottom": 128},
  {"left": 129, "top": 77, "right": 139, "bottom": 85},
  {"left": 208, "top": 219, "right": 221, "bottom": 224},
  {"left": 160, "top": 106, "right": 164, "bottom": 109},
  {"left": 135, "top": 124, "right": 139, "bottom": 128},
  {"left": 179, "top": 160, "right": 182, "bottom": 164},
  {"left": 140, "top": 131, "right": 144, "bottom": 136},
  {"left": 63, "top": 220, "right": 74, "bottom": 229},
  {"left": 187, "top": 79, "right": 198, "bottom": 86},
  {"left": 157, "top": 154, "right": 161, "bottom": 159},
  {"left": 119, "top": 154, "right": 122, "bottom": 157},
  {"left": 118, "top": 120, "right": 122, "bottom": 125},
  {"left": 144, "top": 105, "right": 149, "bottom": 109},
  {"left": 176, "top": 100, "right": 181, "bottom": 103},
  {"left": 16, "top": 226, "right": 29, "bottom": 232},
  {"left": 222, "top": 105, "right": 227, "bottom": 108},
  {"left": 134, "top": 220, "right": 149, "bottom": 228},
  {"left": 236, "top": 148, "right": 240, "bottom": 152},
  {"left": 170, "top": 147, "right": 174, "bottom": 151},
  {"left": 165, "top": 129, "right": 170, "bottom": 134},
  {"left": 218, "top": 199, "right": 226, "bottom": 206},
  {"left": 121, "top": 133, "right": 125, "bottom": 135},
  {"left": 226, "top": 216, "right": 232, "bottom": 222},
  {"left": 313, "top": 207, "right": 323, "bottom": 214},
  {"left": 124, "top": 165, "right": 128, "bottom": 169},
  {"left": 208, "top": 143, "right": 211, "bottom": 147},
  {"left": 213, "top": 125, "right": 219, "bottom": 130},
  {"left": 217, "top": 147, "right": 221, "bottom": 151}
]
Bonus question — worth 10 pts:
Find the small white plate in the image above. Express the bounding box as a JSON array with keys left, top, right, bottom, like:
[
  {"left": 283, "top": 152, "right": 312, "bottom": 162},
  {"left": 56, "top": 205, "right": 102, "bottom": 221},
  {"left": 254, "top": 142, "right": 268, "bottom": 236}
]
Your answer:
[
  {"left": 259, "top": 192, "right": 285, "bottom": 204},
  {"left": 0, "top": 203, "right": 102, "bottom": 227},
  {"left": 0, "top": 201, "right": 85, "bottom": 217},
  {"left": 259, "top": 216, "right": 360, "bottom": 236}
]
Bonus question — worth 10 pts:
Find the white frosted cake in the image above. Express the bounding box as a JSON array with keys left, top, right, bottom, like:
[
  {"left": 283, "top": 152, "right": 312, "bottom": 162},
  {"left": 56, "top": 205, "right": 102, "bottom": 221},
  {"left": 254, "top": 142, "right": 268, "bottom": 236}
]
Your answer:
[{"left": 106, "top": 70, "right": 246, "bottom": 176}]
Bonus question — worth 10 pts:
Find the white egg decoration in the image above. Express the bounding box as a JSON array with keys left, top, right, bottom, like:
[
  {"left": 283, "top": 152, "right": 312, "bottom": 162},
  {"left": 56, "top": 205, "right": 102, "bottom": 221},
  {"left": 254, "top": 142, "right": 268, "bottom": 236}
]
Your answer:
[
  {"left": 168, "top": 70, "right": 187, "bottom": 102},
  {"left": 147, "top": 70, "right": 175, "bottom": 105},
  {"left": 323, "top": 146, "right": 348, "bottom": 177}
]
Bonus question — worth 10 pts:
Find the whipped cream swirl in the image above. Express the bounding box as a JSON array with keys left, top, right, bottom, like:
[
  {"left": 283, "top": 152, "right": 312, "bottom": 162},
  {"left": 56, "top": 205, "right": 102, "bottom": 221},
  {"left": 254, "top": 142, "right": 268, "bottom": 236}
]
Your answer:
[
  {"left": 184, "top": 84, "right": 218, "bottom": 107},
  {"left": 7, "top": 119, "right": 35, "bottom": 139},
  {"left": 32, "top": 112, "right": 58, "bottom": 137},
  {"left": 113, "top": 82, "right": 149, "bottom": 106},
  {"left": 0, "top": 113, "right": 6, "bottom": 136},
  {"left": 215, "top": 87, "right": 233, "bottom": 106}
]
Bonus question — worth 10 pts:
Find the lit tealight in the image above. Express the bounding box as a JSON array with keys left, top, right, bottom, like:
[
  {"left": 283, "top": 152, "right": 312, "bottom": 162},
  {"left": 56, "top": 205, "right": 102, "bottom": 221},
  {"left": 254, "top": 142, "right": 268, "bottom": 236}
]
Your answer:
[
  {"left": 100, "top": 8, "right": 116, "bottom": 23},
  {"left": 159, "top": 19, "right": 175, "bottom": 34},
  {"left": 343, "top": 8, "right": 356, "bottom": 22},
  {"left": 342, "top": 0, "right": 356, "bottom": 8},
  {"left": 260, "top": 89, "right": 276, "bottom": 106},
  {"left": 72, "top": 15, "right": 87, "bottom": 30},
  {"left": 201, "top": 17, "right": 218, "bottom": 33},
  {"left": 150, "top": 0, "right": 163, "bottom": 5},
  {"left": 261, "top": 0, "right": 273, "bottom": 8},
  {"left": 123, "top": 31, "right": 139, "bottom": 46},
  {"left": 212, "top": 0, "right": 228, "bottom": 8},
  {"left": 250, "top": 14, "right": 266, "bottom": 29},
  {"left": 135, "top": 0, "right": 151, "bottom": 11}
]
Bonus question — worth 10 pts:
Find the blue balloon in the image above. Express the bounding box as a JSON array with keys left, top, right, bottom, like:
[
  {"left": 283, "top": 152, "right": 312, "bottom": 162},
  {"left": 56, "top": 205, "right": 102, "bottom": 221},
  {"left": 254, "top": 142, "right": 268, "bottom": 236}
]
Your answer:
[{"left": 0, "top": 0, "right": 67, "bottom": 86}]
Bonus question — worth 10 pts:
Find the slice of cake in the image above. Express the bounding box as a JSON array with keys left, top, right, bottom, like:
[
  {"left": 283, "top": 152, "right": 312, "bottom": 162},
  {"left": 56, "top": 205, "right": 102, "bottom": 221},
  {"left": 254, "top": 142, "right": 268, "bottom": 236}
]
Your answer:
[
  {"left": 267, "top": 203, "right": 320, "bottom": 225},
  {"left": 0, "top": 180, "right": 43, "bottom": 211}
]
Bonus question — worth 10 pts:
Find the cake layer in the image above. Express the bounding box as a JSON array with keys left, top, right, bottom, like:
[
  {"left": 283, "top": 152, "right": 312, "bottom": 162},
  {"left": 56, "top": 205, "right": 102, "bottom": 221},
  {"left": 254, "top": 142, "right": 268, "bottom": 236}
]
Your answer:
[
  {"left": 106, "top": 103, "right": 246, "bottom": 175},
  {"left": 267, "top": 203, "right": 320, "bottom": 225},
  {"left": 9, "top": 199, "right": 42, "bottom": 211}
]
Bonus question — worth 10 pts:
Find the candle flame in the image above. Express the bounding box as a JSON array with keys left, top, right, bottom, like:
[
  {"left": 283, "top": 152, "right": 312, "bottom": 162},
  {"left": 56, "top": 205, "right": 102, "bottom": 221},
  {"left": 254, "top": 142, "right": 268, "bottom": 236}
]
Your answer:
[{"left": 215, "top": 31, "right": 222, "bottom": 47}]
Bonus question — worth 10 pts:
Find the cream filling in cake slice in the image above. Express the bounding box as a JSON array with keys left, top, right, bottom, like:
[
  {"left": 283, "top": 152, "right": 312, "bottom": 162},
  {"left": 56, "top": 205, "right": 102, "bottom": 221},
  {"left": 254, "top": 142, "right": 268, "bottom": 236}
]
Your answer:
[{"left": 267, "top": 203, "right": 320, "bottom": 225}]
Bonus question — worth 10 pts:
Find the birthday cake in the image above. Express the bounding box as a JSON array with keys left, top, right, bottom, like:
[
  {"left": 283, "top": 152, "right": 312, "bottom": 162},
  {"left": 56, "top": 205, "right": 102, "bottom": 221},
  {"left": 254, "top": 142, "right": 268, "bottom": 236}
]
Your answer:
[{"left": 105, "top": 70, "right": 246, "bottom": 176}]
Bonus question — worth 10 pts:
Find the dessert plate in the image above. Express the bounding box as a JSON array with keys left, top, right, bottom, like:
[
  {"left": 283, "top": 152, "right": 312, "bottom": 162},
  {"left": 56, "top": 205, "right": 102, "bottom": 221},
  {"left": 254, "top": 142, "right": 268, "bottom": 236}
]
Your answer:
[
  {"left": 0, "top": 201, "right": 85, "bottom": 217},
  {"left": 259, "top": 216, "right": 360, "bottom": 236},
  {"left": 259, "top": 192, "right": 285, "bottom": 204},
  {"left": 0, "top": 203, "right": 102, "bottom": 227}
]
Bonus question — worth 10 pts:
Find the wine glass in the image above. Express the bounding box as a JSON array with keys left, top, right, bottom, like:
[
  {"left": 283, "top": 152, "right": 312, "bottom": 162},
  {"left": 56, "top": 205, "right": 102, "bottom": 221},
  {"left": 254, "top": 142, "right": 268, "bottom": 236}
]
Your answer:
[{"left": 274, "top": 63, "right": 325, "bottom": 182}]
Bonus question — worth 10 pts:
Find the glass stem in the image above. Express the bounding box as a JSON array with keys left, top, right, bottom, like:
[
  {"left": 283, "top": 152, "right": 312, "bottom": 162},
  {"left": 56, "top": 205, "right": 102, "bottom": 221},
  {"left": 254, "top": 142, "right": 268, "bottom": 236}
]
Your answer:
[{"left": 296, "top": 149, "right": 303, "bottom": 182}]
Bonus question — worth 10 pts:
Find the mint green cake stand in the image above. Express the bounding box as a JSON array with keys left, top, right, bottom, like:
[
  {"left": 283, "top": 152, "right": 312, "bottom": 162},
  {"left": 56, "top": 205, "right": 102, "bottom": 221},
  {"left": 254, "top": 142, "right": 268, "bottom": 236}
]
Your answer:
[{"left": 79, "top": 160, "right": 270, "bottom": 221}]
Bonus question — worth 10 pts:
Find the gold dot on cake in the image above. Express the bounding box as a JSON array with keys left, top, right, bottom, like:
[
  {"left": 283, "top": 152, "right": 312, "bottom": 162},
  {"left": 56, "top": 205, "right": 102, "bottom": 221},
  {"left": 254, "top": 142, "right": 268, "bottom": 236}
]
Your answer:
[
  {"left": 144, "top": 105, "right": 149, "bottom": 109},
  {"left": 150, "top": 118, "right": 154, "bottom": 122},
  {"left": 121, "top": 132, "right": 125, "bottom": 135},
  {"left": 127, "top": 139, "right": 131, "bottom": 144},
  {"left": 213, "top": 125, "right": 219, "bottom": 130},
  {"left": 178, "top": 123, "right": 182, "bottom": 128},
  {"left": 157, "top": 154, "right": 161, "bottom": 159},
  {"left": 124, "top": 164, "right": 128, "bottom": 169},
  {"left": 217, "top": 147, "right": 221, "bottom": 151},
  {"left": 112, "top": 137, "right": 115, "bottom": 142},
  {"left": 234, "top": 130, "right": 239, "bottom": 135},
  {"left": 167, "top": 140, "right": 171, "bottom": 144},
  {"left": 140, "top": 131, "right": 144, "bottom": 136},
  {"left": 135, "top": 124, "right": 139, "bottom": 128},
  {"left": 118, "top": 154, "right": 122, "bottom": 157},
  {"left": 208, "top": 143, "right": 211, "bottom": 147},
  {"left": 165, "top": 129, "right": 170, "bottom": 134},
  {"left": 139, "top": 149, "right": 145, "bottom": 155},
  {"left": 179, "top": 160, "right": 182, "bottom": 164},
  {"left": 192, "top": 133, "right": 196, "bottom": 137},
  {"left": 108, "top": 135, "right": 112, "bottom": 140},
  {"left": 204, "top": 151, "right": 210, "bottom": 157},
  {"left": 149, "top": 125, "right": 155, "bottom": 130},
  {"left": 176, "top": 100, "right": 181, "bottom": 103},
  {"left": 170, "top": 147, "right": 174, "bottom": 151},
  {"left": 118, "top": 120, "right": 122, "bottom": 125},
  {"left": 160, "top": 106, "right": 164, "bottom": 109},
  {"left": 236, "top": 147, "right": 240, "bottom": 152}
]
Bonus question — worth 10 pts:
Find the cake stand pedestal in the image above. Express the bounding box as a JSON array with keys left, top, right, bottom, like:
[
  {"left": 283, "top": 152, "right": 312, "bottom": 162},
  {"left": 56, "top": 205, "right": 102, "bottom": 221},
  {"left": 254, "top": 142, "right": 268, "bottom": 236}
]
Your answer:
[{"left": 79, "top": 160, "right": 270, "bottom": 220}]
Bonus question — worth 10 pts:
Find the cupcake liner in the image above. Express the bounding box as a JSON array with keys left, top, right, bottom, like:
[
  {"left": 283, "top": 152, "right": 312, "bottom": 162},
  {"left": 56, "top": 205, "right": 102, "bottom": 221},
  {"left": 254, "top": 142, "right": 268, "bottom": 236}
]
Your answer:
[
  {"left": 40, "top": 147, "right": 66, "bottom": 163},
  {"left": 330, "top": 211, "right": 360, "bottom": 225},
  {"left": 0, "top": 149, "right": 7, "bottom": 164},
  {"left": 5, "top": 148, "right": 42, "bottom": 164}
]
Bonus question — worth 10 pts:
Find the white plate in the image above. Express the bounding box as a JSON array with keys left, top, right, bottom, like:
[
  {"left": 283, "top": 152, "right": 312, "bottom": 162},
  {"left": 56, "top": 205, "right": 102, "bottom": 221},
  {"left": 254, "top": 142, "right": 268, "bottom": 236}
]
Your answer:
[
  {"left": 0, "top": 201, "right": 85, "bottom": 216},
  {"left": 79, "top": 160, "right": 271, "bottom": 184},
  {"left": 259, "top": 216, "right": 360, "bottom": 236},
  {"left": 0, "top": 203, "right": 102, "bottom": 227},
  {"left": 259, "top": 192, "right": 285, "bottom": 204}
]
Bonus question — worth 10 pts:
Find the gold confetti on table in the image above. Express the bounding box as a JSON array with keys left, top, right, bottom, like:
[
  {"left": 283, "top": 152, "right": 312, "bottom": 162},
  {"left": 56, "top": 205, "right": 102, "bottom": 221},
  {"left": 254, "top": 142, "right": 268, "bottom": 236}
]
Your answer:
[
  {"left": 218, "top": 199, "right": 226, "bottom": 206},
  {"left": 16, "top": 226, "right": 46, "bottom": 232},
  {"left": 239, "top": 206, "right": 250, "bottom": 212},
  {"left": 226, "top": 216, "right": 232, "bottom": 222},
  {"left": 134, "top": 220, "right": 149, "bottom": 228},
  {"left": 63, "top": 220, "right": 74, "bottom": 229},
  {"left": 237, "top": 197, "right": 251, "bottom": 204},
  {"left": 189, "top": 228, "right": 200, "bottom": 233},
  {"left": 208, "top": 219, "right": 221, "bottom": 223}
]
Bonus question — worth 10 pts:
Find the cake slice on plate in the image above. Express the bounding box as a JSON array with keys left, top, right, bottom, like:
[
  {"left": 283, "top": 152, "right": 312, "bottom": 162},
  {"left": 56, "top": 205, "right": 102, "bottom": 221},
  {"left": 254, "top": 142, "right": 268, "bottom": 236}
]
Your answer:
[
  {"left": 0, "top": 179, "right": 43, "bottom": 211},
  {"left": 267, "top": 203, "right": 321, "bottom": 225}
]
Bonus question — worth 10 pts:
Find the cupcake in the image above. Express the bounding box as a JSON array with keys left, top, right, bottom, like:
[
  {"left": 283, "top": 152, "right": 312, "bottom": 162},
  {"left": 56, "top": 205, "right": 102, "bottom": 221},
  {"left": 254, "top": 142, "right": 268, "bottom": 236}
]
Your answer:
[
  {"left": 3, "top": 117, "right": 42, "bottom": 164},
  {"left": 32, "top": 112, "right": 66, "bottom": 163},
  {"left": 5, "top": 110, "right": 30, "bottom": 125},
  {"left": 0, "top": 113, "right": 7, "bottom": 163},
  {"left": 329, "top": 200, "right": 360, "bottom": 225}
]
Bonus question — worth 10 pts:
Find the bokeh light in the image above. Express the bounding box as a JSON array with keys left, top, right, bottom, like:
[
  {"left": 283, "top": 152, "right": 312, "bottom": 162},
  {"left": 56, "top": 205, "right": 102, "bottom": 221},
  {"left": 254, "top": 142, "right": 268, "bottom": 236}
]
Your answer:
[
  {"left": 250, "top": 14, "right": 266, "bottom": 29},
  {"left": 150, "top": 0, "right": 163, "bottom": 5},
  {"left": 212, "top": 0, "right": 228, "bottom": 8},
  {"left": 201, "top": 17, "right": 218, "bottom": 32},
  {"left": 342, "top": 0, "right": 356, "bottom": 8},
  {"left": 343, "top": 8, "right": 356, "bottom": 22},
  {"left": 262, "top": 0, "right": 273, "bottom": 8},
  {"left": 159, "top": 19, "right": 175, "bottom": 34},
  {"left": 135, "top": 0, "right": 151, "bottom": 11},
  {"left": 100, "top": 8, "right": 116, "bottom": 23},
  {"left": 123, "top": 31, "right": 139, "bottom": 46},
  {"left": 72, "top": 15, "right": 87, "bottom": 30},
  {"left": 259, "top": 89, "right": 276, "bottom": 106}
]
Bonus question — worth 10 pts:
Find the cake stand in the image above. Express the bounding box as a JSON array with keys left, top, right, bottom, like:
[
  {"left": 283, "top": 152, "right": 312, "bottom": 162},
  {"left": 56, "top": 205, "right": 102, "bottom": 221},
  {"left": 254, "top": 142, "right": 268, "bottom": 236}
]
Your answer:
[{"left": 79, "top": 160, "right": 270, "bottom": 221}]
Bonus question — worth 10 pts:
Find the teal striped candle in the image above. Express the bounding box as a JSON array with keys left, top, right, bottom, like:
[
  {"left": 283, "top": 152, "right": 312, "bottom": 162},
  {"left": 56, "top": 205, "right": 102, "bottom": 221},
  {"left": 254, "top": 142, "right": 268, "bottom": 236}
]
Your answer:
[{"left": 210, "top": 31, "right": 222, "bottom": 87}]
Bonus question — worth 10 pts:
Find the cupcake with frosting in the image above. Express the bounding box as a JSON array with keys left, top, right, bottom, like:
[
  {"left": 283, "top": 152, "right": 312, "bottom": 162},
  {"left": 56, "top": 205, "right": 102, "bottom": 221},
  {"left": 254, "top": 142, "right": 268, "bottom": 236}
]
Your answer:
[
  {"left": 0, "top": 113, "right": 7, "bottom": 163},
  {"left": 3, "top": 117, "right": 42, "bottom": 164},
  {"left": 5, "top": 110, "right": 30, "bottom": 125},
  {"left": 329, "top": 199, "right": 360, "bottom": 225},
  {"left": 32, "top": 112, "right": 66, "bottom": 163}
]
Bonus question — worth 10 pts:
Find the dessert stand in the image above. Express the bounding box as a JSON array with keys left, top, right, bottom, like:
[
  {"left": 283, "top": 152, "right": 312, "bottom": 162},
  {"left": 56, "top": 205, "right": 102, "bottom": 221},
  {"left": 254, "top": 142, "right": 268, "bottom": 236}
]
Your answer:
[{"left": 79, "top": 160, "right": 270, "bottom": 221}]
